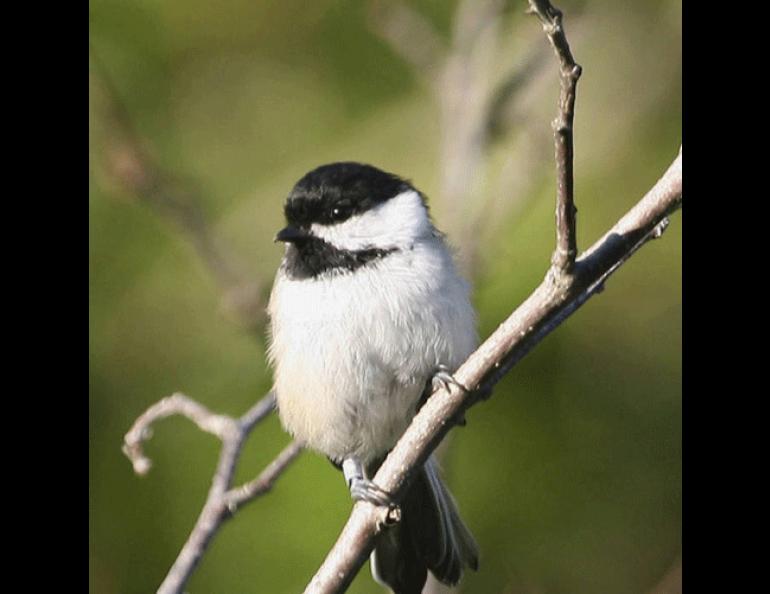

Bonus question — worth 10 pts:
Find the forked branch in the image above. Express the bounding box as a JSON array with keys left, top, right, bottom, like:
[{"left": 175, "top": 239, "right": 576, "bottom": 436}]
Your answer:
[
  {"left": 123, "top": 391, "right": 303, "bottom": 594},
  {"left": 305, "top": 147, "right": 682, "bottom": 594},
  {"left": 304, "top": 1, "right": 679, "bottom": 590}
]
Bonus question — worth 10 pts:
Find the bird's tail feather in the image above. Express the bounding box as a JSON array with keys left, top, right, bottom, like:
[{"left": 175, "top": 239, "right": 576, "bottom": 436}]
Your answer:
[{"left": 371, "top": 456, "right": 478, "bottom": 594}]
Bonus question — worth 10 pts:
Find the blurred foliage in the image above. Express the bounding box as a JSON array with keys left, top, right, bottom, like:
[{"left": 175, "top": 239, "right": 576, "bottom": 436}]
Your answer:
[{"left": 89, "top": 1, "right": 681, "bottom": 593}]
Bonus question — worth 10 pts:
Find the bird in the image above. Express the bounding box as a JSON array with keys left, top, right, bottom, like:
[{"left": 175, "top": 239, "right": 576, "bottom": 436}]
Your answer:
[{"left": 267, "top": 162, "right": 479, "bottom": 593}]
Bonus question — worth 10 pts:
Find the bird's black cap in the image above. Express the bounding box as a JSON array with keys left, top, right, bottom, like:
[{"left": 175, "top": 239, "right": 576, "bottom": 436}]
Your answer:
[{"left": 284, "top": 162, "right": 413, "bottom": 228}]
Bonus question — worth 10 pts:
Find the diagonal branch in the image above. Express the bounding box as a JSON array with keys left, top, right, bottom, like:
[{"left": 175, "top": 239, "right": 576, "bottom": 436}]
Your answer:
[
  {"left": 302, "top": 4, "right": 679, "bottom": 592},
  {"left": 304, "top": 148, "right": 682, "bottom": 594},
  {"left": 528, "top": 0, "right": 582, "bottom": 275},
  {"left": 122, "top": 391, "right": 304, "bottom": 594}
]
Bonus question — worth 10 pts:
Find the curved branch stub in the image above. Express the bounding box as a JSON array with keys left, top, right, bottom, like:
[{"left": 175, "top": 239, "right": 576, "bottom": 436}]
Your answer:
[{"left": 122, "top": 393, "right": 239, "bottom": 476}]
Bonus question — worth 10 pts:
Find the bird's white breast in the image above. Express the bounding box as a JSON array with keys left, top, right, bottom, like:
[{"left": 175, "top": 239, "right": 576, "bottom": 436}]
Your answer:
[{"left": 267, "top": 237, "right": 477, "bottom": 465}]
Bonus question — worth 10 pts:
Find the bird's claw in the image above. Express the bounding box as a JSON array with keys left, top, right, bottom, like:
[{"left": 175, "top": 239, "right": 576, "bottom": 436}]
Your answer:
[
  {"left": 349, "top": 477, "right": 396, "bottom": 508},
  {"left": 431, "top": 364, "right": 468, "bottom": 394},
  {"left": 343, "top": 457, "right": 397, "bottom": 508}
]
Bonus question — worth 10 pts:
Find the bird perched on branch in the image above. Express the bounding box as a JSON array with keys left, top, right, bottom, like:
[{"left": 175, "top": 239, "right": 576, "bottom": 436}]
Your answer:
[{"left": 267, "top": 162, "right": 479, "bottom": 593}]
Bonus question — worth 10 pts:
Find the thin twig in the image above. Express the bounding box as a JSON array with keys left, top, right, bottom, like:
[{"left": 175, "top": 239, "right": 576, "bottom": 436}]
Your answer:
[
  {"left": 225, "top": 440, "right": 304, "bottom": 512},
  {"left": 365, "top": 7, "right": 587, "bottom": 594},
  {"left": 527, "top": 0, "right": 582, "bottom": 275},
  {"left": 123, "top": 391, "right": 304, "bottom": 594},
  {"left": 240, "top": 391, "right": 279, "bottom": 432},
  {"left": 304, "top": 148, "right": 682, "bottom": 593}
]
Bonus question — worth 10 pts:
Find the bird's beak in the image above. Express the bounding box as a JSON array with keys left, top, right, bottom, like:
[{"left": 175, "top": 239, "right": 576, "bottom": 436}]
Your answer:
[{"left": 274, "top": 225, "right": 309, "bottom": 244}]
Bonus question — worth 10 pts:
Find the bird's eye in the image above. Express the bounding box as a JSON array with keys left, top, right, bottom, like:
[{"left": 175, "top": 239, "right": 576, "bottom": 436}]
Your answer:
[{"left": 330, "top": 203, "right": 352, "bottom": 222}]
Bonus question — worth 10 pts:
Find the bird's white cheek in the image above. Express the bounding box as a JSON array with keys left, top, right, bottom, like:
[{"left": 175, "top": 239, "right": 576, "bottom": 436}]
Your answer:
[{"left": 310, "top": 190, "right": 430, "bottom": 251}]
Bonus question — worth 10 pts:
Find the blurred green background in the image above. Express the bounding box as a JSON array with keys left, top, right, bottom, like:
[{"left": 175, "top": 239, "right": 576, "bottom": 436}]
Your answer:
[{"left": 89, "top": 1, "right": 681, "bottom": 593}]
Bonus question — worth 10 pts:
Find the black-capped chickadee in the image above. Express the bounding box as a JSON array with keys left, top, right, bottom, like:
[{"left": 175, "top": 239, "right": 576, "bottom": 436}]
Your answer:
[{"left": 267, "top": 162, "right": 479, "bottom": 593}]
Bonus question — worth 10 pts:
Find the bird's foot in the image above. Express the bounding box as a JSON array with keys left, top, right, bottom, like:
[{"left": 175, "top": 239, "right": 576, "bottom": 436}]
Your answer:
[
  {"left": 431, "top": 364, "right": 469, "bottom": 394},
  {"left": 342, "top": 457, "right": 396, "bottom": 508},
  {"left": 350, "top": 477, "right": 395, "bottom": 507},
  {"left": 429, "top": 365, "right": 494, "bottom": 426},
  {"left": 428, "top": 364, "right": 472, "bottom": 426}
]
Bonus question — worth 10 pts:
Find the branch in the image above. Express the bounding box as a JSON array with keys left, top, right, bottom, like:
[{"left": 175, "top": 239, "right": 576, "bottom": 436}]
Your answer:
[
  {"left": 527, "top": 0, "right": 582, "bottom": 274},
  {"left": 305, "top": 149, "right": 682, "bottom": 593},
  {"left": 302, "top": 5, "right": 679, "bottom": 591},
  {"left": 117, "top": 2, "right": 678, "bottom": 592},
  {"left": 224, "top": 440, "right": 304, "bottom": 512},
  {"left": 124, "top": 394, "right": 236, "bottom": 474},
  {"left": 89, "top": 52, "right": 266, "bottom": 332},
  {"left": 122, "top": 391, "right": 304, "bottom": 594}
]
